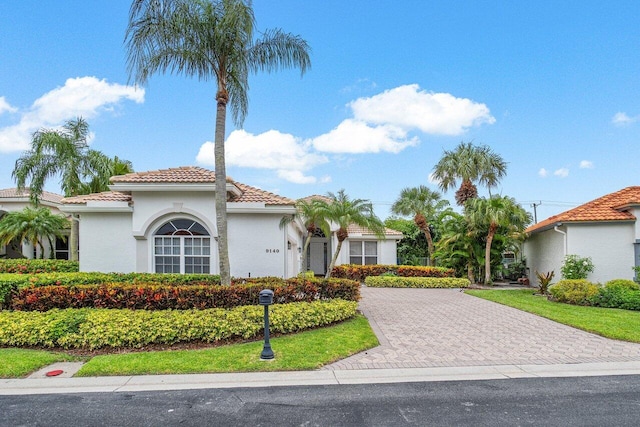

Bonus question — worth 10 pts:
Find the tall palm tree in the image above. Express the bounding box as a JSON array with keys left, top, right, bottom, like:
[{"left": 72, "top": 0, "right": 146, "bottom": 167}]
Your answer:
[
  {"left": 279, "top": 198, "right": 331, "bottom": 274},
  {"left": 391, "top": 186, "right": 449, "bottom": 266},
  {"left": 12, "top": 117, "right": 109, "bottom": 261},
  {"left": 432, "top": 142, "right": 507, "bottom": 205},
  {"left": 319, "top": 190, "right": 385, "bottom": 279},
  {"left": 466, "top": 196, "right": 532, "bottom": 285},
  {"left": 126, "top": 0, "right": 311, "bottom": 285},
  {"left": 0, "top": 207, "right": 69, "bottom": 259}
]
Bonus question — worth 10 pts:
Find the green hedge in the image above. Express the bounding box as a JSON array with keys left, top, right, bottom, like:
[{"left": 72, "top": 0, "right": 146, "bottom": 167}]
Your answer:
[
  {"left": 549, "top": 279, "right": 600, "bottom": 305},
  {"left": 331, "top": 264, "right": 455, "bottom": 281},
  {"left": 365, "top": 276, "right": 470, "bottom": 288},
  {"left": 0, "top": 259, "right": 79, "bottom": 274},
  {"left": 0, "top": 299, "right": 358, "bottom": 349}
]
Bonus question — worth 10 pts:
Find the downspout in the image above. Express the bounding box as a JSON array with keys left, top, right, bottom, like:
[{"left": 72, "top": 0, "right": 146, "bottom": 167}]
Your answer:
[{"left": 553, "top": 225, "right": 567, "bottom": 256}]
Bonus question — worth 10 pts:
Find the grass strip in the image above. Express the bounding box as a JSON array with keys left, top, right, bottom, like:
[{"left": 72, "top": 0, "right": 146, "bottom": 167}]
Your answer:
[
  {"left": 76, "top": 315, "right": 377, "bottom": 376},
  {"left": 0, "top": 348, "right": 79, "bottom": 378},
  {"left": 466, "top": 289, "right": 640, "bottom": 342}
]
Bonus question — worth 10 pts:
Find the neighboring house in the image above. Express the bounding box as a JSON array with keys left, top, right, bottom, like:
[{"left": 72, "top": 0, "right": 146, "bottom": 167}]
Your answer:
[
  {"left": 59, "top": 166, "right": 402, "bottom": 277},
  {"left": 0, "top": 188, "right": 70, "bottom": 259},
  {"left": 523, "top": 186, "right": 640, "bottom": 283}
]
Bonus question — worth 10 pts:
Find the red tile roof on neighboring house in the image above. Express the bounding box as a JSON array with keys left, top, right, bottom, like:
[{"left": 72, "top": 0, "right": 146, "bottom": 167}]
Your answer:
[
  {"left": 0, "top": 188, "right": 64, "bottom": 204},
  {"left": 62, "top": 191, "right": 133, "bottom": 204},
  {"left": 62, "top": 166, "right": 294, "bottom": 206},
  {"left": 526, "top": 186, "right": 640, "bottom": 234}
]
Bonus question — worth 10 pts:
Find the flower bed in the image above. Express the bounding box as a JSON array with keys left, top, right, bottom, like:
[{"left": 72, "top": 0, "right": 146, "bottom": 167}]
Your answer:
[
  {"left": 0, "top": 299, "right": 358, "bottom": 349},
  {"left": 365, "top": 276, "right": 469, "bottom": 288},
  {"left": 330, "top": 264, "right": 455, "bottom": 282}
]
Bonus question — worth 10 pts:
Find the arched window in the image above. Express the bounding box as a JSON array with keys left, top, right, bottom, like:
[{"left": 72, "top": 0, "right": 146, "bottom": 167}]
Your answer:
[{"left": 154, "top": 219, "right": 210, "bottom": 274}]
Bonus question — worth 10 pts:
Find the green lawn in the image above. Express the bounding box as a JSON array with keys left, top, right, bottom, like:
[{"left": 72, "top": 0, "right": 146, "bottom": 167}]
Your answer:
[
  {"left": 0, "top": 348, "right": 80, "bottom": 378},
  {"left": 466, "top": 289, "right": 640, "bottom": 342},
  {"left": 77, "top": 314, "right": 377, "bottom": 376}
]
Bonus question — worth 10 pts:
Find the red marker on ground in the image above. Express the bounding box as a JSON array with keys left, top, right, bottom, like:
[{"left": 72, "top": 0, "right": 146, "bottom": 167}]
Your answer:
[{"left": 45, "top": 369, "right": 64, "bottom": 377}]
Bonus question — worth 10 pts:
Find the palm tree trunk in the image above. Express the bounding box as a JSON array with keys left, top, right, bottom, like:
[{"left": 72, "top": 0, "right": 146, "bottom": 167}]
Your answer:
[
  {"left": 485, "top": 226, "right": 496, "bottom": 285},
  {"left": 423, "top": 229, "right": 435, "bottom": 266},
  {"left": 214, "top": 90, "right": 231, "bottom": 285},
  {"left": 324, "top": 238, "right": 344, "bottom": 279},
  {"left": 70, "top": 214, "right": 79, "bottom": 261}
]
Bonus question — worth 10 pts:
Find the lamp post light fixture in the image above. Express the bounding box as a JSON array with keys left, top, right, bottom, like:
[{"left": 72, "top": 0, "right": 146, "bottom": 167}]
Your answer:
[{"left": 258, "top": 289, "right": 275, "bottom": 360}]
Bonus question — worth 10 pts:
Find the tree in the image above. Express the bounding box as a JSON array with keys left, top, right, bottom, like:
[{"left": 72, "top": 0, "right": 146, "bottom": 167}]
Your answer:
[
  {"left": 466, "top": 195, "right": 532, "bottom": 285},
  {"left": 126, "top": 0, "right": 311, "bottom": 285},
  {"left": 432, "top": 142, "right": 507, "bottom": 205},
  {"left": 279, "top": 198, "right": 330, "bottom": 274},
  {"left": 78, "top": 155, "right": 134, "bottom": 194},
  {"left": 0, "top": 207, "right": 69, "bottom": 259},
  {"left": 391, "top": 186, "right": 449, "bottom": 266},
  {"left": 434, "top": 210, "right": 482, "bottom": 283},
  {"left": 12, "top": 117, "right": 114, "bottom": 261},
  {"left": 319, "top": 190, "right": 385, "bottom": 279}
]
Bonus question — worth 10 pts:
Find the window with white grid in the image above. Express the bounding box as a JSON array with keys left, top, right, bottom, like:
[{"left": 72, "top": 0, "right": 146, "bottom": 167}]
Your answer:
[
  {"left": 349, "top": 240, "right": 377, "bottom": 265},
  {"left": 154, "top": 219, "right": 210, "bottom": 274}
]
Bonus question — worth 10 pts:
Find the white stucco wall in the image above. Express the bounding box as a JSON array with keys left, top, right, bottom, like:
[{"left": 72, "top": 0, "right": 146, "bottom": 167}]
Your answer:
[
  {"left": 228, "top": 213, "right": 288, "bottom": 278},
  {"left": 566, "top": 222, "right": 635, "bottom": 282},
  {"left": 78, "top": 212, "right": 135, "bottom": 272},
  {"left": 525, "top": 222, "right": 636, "bottom": 283},
  {"left": 524, "top": 228, "right": 566, "bottom": 281}
]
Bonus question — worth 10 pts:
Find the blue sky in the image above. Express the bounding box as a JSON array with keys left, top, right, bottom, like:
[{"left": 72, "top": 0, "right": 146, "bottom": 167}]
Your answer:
[{"left": 1, "top": 1, "right": 638, "bottom": 222}]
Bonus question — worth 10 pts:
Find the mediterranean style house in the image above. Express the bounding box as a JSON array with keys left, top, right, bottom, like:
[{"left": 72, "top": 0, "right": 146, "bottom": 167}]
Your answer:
[
  {"left": 0, "top": 188, "right": 70, "bottom": 259},
  {"left": 523, "top": 186, "right": 640, "bottom": 283},
  {"left": 58, "top": 166, "right": 402, "bottom": 277}
]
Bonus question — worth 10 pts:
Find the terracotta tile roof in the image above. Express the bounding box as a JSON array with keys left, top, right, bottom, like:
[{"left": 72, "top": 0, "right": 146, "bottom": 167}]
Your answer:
[
  {"left": 300, "top": 194, "right": 333, "bottom": 203},
  {"left": 526, "top": 186, "right": 640, "bottom": 234},
  {"left": 110, "top": 166, "right": 217, "bottom": 183},
  {"left": 0, "top": 188, "right": 64, "bottom": 204},
  {"left": 231, "top": 182, "right": 295, "bottom": 205},
  {"left": 62, "top": 191, "right": 133, "bottom": 204},
  {"left": 347, "top": 224, "right": 403, "bottom": 236}
]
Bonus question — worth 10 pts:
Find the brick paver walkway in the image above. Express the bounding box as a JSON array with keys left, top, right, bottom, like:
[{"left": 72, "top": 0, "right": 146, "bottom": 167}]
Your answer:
[{"left": 325, "top": 287, "right": 640, "bottom": 370}]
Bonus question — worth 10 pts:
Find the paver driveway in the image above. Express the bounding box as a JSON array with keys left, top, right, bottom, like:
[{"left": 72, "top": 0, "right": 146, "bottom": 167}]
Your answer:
[{"left": 325, "top": 287, "right": 640, "bottom": 370}]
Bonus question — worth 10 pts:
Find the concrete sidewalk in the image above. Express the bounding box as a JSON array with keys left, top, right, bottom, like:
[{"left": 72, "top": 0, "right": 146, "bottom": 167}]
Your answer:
[
  {"left": 4, "top": 361, "right": 640, "bottom": 395},
  {"left": 5, "top": 287, "right": 640, "bottom": 395}
]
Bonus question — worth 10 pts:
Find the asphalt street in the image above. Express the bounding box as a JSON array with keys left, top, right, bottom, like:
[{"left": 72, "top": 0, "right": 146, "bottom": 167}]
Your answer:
[{"left": 3, "top": 375, "right": 640, "bottom": 426}]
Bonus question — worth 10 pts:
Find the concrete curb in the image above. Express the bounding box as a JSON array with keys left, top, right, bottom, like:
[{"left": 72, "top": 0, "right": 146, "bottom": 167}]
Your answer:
[{"left": 3, "top": 361, "right": 640, "bottom": 395}]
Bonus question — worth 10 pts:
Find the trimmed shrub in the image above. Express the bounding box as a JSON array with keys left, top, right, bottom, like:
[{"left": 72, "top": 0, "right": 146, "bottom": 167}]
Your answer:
[
  {"left": 0, "top": 299, "right": 358, "bottom": 349},
  {"left": 331, "top": 264, "right": 455, "bottom": 281},
  {"left": 604, "top": 279, "right": 640, "bottom": 291},
  {"left": 10, "top": 278, "right": 360, "bottom": 311},
  {"left": 549, "top": 279, "right": 599, "bottom": 305},
  {"left": 588, "top": 280, "right": 640, "bottom": 311},
  {"left": 0, "top": 259, "right": 79, "bottom": 274},
  {"left": 365, "top": 276, "right": 470, "bottom": 288}
]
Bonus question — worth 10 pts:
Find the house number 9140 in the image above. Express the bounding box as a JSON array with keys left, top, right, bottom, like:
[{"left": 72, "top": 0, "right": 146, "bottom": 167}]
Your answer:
[{"left": 265, "top": 249, "right": 280, "bottom": 253}]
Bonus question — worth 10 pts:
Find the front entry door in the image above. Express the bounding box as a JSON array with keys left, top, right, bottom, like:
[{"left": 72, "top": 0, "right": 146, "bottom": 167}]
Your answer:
[{"left": 308, "top": 240, "right": 327, "bottom": 276}]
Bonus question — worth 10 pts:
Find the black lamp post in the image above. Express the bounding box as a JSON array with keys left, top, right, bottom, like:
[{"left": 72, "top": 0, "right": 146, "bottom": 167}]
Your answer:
[{"left": 258, "top": 289, "right": 274, "bottom": 360}]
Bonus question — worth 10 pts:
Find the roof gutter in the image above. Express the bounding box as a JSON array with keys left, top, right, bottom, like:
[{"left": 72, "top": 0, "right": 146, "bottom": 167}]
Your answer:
[{"left": 553, "top": 225, "right": 567, "bottom": 256}]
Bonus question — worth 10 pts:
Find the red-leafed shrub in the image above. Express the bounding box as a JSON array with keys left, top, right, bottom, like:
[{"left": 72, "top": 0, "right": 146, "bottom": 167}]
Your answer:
[
  {"left": 330, "top": 264, "right": 455, "bottom": 281},
  {"left": 10, "top": 278, "right": 360, "bottom": 311}
]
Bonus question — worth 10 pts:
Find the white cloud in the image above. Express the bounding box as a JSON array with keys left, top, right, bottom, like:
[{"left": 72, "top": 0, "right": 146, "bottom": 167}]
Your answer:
[
  {"left": 538, "top": 168, "right": 548, "bottom": 178},
  {"left": 579, "top": 160, "right": 594, "bottom": 169},
  {"left": 0, "top": 97, "right": 17, "bottom": 115},
  {"left": 349, "top": 84, "right": 495, "bottom": 135},
  {"left": 198, "top": 84, "right": 495, "bottom": 182},
  {"left": 554, "top": 168, "right": 569, "bottom": 178},
  {"left": 0, "top": 77, "right": 144, "bottom": 153},
  {"left": 311, "top": 119, "right": 419, "bottom": 154},
  {"left": 195, "top": 129, "right": 329, "bottom": 184},
  {"left": 612, "top": 112, "right": 637, "bottom": 126}
]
